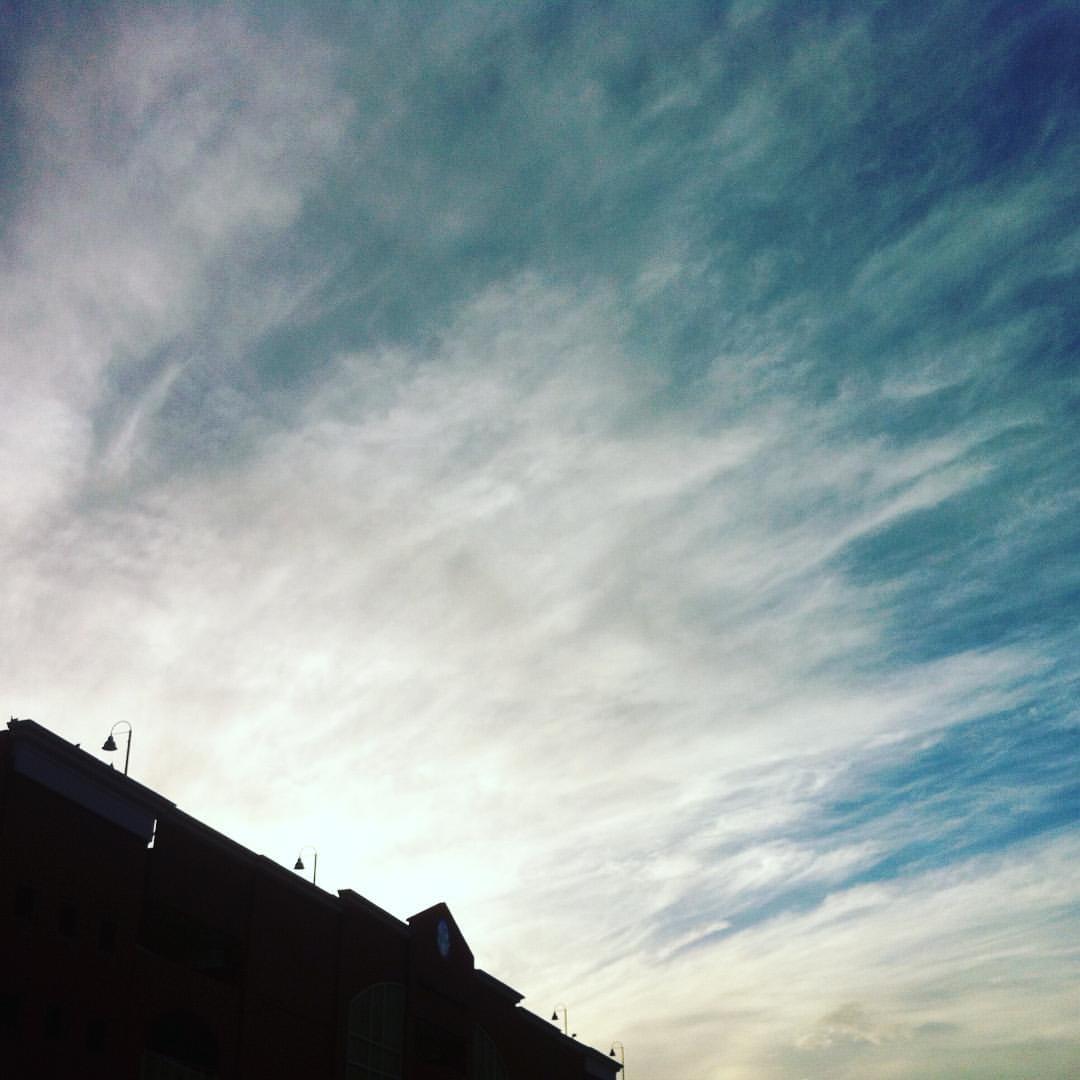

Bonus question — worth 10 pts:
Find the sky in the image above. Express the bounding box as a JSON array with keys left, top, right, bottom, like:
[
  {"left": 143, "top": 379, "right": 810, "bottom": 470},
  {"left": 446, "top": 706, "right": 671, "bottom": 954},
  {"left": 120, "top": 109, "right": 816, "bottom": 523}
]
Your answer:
[{"left": 2, "top": 1, "right": 1078, "bottom": 1077}]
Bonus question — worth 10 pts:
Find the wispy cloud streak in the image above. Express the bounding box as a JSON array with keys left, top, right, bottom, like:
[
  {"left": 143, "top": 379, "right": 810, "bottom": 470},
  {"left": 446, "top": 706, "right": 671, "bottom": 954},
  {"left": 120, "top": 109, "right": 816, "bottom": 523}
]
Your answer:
[{"left": 1, "top": 2, "right": 1078, "bottom": 1077}]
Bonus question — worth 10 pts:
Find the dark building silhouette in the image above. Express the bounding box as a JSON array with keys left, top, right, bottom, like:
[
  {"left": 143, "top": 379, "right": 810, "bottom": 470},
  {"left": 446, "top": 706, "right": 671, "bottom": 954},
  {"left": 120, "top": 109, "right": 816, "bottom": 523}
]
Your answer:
[{"left": 1, "top": 718, "right": 620, "bottom": 1080}]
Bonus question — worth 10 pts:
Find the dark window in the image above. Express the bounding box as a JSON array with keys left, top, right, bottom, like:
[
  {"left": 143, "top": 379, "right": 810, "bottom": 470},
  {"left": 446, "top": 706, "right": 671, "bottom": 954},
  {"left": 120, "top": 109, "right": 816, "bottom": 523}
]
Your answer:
[
  {"left": 43, "top": 1003, "right": 64, "bottom": 1042},
  {"left": 347, "top": 983, "right": 406, "bottom": 1080},
  {"left": 58, "top": 902, "right": 78, "bottom": 939},
  {"left": 471, "top": 1026, "right": 508, "bottom": 1080},
  {"left": 14, "top": 884, "right": 36, "bottom": 920},
  {"left": 86, "top": 1017, "right": 107, "bottom": 1054},
  {"left": 99, "top": 917, "right": 118, "bottom": 953},
  {"left": 143, "top": 1010, "right": 218, "bottom": 1077},
  {"left": 416, "top": 1019, "right": 467, "bottom": 1073},
  {"left": 140, "top": 901, "right": 243, "bottom": 983},
  {"left": 0, "top": 992, "right": 24, "bottom": 1038}
]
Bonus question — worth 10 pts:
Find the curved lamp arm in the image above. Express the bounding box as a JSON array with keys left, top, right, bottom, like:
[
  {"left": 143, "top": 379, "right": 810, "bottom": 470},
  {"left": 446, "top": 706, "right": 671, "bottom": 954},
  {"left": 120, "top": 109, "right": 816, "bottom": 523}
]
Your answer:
[
  {"left": 551, "top": 1004, "right": 568, "bottom": 1035},
  {"left": 609, "top": 1041, "right": 625, "bottom": 1077},
  {"left": 102, "top": 721, "right": 133, "bottom": 776}
]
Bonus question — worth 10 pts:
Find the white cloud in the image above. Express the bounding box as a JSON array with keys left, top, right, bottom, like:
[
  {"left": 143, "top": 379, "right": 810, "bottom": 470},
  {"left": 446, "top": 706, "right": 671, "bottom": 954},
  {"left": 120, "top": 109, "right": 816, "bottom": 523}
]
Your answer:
[
  {"left": 0, "top": 5, "right": 352, "bottom": 539},
  {"left": 4, "top": 274, "right": 1056, "bottom": 998},
  {"left": 566, "top": 834, "right": 1080, "bottom": 1080},
  {"left": 2, "top": 7, "right": 1076, "bottom": 1079}
]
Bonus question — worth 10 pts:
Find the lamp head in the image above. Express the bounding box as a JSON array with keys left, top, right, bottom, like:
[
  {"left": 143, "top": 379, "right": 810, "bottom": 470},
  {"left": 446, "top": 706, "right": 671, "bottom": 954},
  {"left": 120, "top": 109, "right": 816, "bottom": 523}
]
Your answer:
[
  {"left": 551, "top": 1010, "right": 559, "bottom": 1021},
  {"left": 294, "top": 857, "right": 305, "bottom": 871},
  {"left": 102, "top": 735, "right": 118, "bottom": 752}
]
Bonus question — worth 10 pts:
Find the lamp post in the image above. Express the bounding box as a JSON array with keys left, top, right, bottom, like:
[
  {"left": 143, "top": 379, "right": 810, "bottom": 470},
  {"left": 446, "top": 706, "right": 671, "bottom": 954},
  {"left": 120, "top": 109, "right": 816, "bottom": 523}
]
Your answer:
[
  {"left": 102, "top": 721, "right": 133, "bottom": 776},
  {"left": 293, "top": 845, "right": 319, "bottom": 885},
  {"left": 609, "top": 1041, "right": 626, "bottom": 1078},
  {"left": 551, "top": 1004, "right": 568, "bottom": 1036}
]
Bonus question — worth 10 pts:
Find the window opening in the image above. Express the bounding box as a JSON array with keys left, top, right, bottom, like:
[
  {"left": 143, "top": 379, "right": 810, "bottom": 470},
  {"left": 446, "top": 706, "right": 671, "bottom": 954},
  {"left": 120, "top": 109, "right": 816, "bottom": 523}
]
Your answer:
[
  {"left": 58, "top": 902, "right": 78, "bottom": 939},
  {"left": 141, "top": 1010, "right": 218, "bottom": 1079},
  {"left": 471, "top": 1025, "right": 509, "bottom": 1080},
  {"left": 87, "top": 1017, "right": 108, "bottom": 1053},
  {"left": 417, "top": 1019, "right": 467, "bottom": 1072},
  {"left": 43, "top": 1003, "right": 65, "bottom": 1042},
  {"left": 99, "top": 917, "right": 118, "bottom": 953},
  {"left": 14, "top": 884, "right": 36, "bottom": 920},
  {"left": 0, "top": 992, "right": 25, "bottom": 1038},
  {"left": 139, "top": 901, "right": 242, "bottom": 983},
  {"left": 347, "top": 983, "right": 406, "bottom": 1080}
]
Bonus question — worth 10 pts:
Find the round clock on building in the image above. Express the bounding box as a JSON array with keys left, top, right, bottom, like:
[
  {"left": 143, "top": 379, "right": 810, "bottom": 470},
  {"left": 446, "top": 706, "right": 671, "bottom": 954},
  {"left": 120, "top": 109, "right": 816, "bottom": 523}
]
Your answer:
[{"left": 437, "top": 918, "right": 451, "bottom": 958}]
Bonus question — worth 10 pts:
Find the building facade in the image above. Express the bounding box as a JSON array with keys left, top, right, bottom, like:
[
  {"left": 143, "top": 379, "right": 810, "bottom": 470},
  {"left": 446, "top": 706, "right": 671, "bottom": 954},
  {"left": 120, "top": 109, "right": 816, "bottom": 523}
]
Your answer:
[{"left": 0, "top": 719, "right": 619, "bottom": 1080}]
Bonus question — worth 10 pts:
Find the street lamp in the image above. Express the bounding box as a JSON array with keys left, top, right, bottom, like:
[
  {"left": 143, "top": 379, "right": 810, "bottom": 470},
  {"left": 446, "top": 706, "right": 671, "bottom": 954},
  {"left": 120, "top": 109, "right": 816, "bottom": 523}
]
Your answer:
[
  {"left": 551, "top": 1004, "right": 568, "bottom": 1035},
  {"left": 102, "top": 721, "right": 133, "bottom": 776},
  {"left": 609, "top": 1041, "right": 626, "bottom": 1077},
  {"left": 293, "top": 845, "right": 318, "bottom": 885}
]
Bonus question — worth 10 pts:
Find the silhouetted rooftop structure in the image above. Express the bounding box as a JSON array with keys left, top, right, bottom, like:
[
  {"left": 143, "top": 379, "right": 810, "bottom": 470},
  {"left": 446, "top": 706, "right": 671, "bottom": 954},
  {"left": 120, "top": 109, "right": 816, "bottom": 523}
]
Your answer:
[{"left": 1, "top": 717, "right": 621, "bottom": 1080}]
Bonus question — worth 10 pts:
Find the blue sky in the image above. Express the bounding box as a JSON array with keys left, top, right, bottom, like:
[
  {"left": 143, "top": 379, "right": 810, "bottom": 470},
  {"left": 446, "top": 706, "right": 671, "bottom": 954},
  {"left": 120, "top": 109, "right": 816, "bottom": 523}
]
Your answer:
[{"left": 2, "top": 2, "right": 1078, "bottom": 1077}]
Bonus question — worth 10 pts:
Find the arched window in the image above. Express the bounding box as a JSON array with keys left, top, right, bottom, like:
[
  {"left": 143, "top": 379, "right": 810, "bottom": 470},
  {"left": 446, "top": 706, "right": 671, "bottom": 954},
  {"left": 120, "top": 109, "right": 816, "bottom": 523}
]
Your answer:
[
  {"left": 347, "top": 983, "right": 406, "bottom": 1080},
  {"left": 471, "top": 1025, "right": 508, "bottom": 1080}
]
